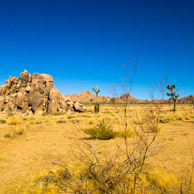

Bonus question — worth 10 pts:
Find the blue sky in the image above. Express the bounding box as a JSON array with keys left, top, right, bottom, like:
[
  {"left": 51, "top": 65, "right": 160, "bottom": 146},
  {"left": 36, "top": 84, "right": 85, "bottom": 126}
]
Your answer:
[{"left": 0, "top": 0, "right": 193, "bottom": 99}]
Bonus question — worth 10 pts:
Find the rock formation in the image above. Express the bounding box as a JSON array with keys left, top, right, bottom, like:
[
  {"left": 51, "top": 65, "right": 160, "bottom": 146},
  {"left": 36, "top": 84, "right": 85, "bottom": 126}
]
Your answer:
[{"left": 0, "top": 71, "right": 86, "bottom": 115}]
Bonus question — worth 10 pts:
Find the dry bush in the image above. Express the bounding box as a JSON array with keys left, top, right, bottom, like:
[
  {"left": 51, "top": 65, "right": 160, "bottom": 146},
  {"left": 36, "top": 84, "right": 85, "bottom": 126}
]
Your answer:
[
  {"left": 83, "top": 119, "right": 118, "bottom": 140},
  {"left": 4, "top": 128, "right": 25, "bottom": 139}
]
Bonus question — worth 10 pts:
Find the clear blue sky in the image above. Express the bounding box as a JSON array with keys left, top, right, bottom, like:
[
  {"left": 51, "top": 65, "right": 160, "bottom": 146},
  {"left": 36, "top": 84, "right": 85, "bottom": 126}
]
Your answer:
[{"left": 0, "top": 0, "right": 193, "bottom": 99}]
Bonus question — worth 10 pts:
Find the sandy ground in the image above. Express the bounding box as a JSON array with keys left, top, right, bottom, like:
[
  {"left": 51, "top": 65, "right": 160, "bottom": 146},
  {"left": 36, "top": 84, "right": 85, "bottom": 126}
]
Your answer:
[{"left": 0, "top": 104, "right": 193, "bottom": 193}]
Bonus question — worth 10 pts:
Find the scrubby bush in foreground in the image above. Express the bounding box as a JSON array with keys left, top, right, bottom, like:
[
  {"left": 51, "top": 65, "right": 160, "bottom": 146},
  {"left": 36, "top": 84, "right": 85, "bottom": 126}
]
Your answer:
[{"left": 83, "top": 119, "right": 117, "bottom": 140}]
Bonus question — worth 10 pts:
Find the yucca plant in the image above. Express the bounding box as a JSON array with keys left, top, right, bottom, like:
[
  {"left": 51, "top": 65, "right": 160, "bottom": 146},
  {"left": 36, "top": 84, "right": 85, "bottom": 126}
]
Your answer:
[{"left": 166, "top": 84, "right": 179, "bottom": 112}]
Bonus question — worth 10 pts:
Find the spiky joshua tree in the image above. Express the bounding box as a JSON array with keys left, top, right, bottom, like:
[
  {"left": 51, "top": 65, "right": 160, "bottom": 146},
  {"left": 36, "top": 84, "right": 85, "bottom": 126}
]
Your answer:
[
  {"left": 92, "top": 86, "right": 100, "bottom": 113},
  {"left": 166, "top": 84, "right": 179, "bottom": 112}
]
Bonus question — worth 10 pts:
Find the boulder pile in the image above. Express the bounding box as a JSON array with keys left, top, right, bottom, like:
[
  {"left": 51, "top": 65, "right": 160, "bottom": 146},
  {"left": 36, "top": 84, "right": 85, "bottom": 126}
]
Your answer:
[{"left": 0, "top": 70, "right": 86, "bottom": 115}]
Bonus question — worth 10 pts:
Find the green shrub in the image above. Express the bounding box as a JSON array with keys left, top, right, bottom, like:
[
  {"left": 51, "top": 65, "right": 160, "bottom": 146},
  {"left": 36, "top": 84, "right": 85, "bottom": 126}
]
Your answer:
[
  {"left": 72, "top": 119, "right": 81, "bottom": 124},
  {"left": 83, "top": 119, "right": 117, "bottom": 140},
  {"left": 7, "top": 112, "right": 14, "bottom": 116},
  {"left": 41, "top": 112, "right": 49, "bottom": 116},
  {"left": 8, "top": 121, "right": 21, "bottom": 125},
  {"left": 53, "top": 112, "right": 65, "bottom": 116},
  {"left": 0, "top": 119, "right": 6, "bottom": 124},
  {"left": 159, "top": 118, "right": 170, "bottom": 123},
  {"left": 35, "top": 121, "right": 42, "bottom": 124},
  {"left": 56, "top": 120, "right": 66, "bottom": 124},
  {"left": 118, "top": 128, "right": 133, "bottom": 138},
  {"left": 89, "top": 120, "right": 94, "bottom": 125},
  {"left": 4, "top": 128, "right": 25, "bottom": 139},
  {"left": 4, "top": 133, "right": 12, "bottom": 138}
]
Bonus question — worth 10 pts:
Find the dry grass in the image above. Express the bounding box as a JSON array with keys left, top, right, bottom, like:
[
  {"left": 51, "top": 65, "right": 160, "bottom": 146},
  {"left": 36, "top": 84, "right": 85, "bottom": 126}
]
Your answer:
[{"left": 0, "top": 104, "right": 193, "bottom": 193}]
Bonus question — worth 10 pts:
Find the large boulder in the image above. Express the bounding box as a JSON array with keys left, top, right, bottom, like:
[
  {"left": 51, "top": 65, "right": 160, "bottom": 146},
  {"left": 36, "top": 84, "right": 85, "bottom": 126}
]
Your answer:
[{"left": 0, "top": 70, "right": 86, "bottom": 115}]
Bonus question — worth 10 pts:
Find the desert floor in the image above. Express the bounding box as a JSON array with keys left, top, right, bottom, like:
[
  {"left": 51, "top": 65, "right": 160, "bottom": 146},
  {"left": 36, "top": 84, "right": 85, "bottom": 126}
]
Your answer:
[{"left": 0, "top": 104, "right": 193, "bottom": 193}]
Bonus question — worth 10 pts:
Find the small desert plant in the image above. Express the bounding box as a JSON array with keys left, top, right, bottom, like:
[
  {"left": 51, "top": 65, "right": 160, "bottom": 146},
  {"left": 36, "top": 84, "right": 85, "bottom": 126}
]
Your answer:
[
  {"left": 35, "top": 121, "right": 42, "bottom": 124},
  {"left": 83, "top": 119, "right": 117, "bottom": 140},
  {"left": 8, "top": 120, "right": 21, "bottom": 125},
  {"left": 72, "top": 119, "right": 81, "bottom": 124},
  {"left": 56, "top": 120, "right": 66, "bottom": 124},
  {"left": 0, "top": 119, "right": 6, "bottom": 124},
  {"left": 159, "top": 118, "right": 170, "bottom": 123},
  {"left": 89, "top": 120, "right": 94, "bottom": 125},
  {"left": 146, "top": 169, "right": 178, "bottom": 192},
  {"left": 41, "top": 112, "right": 49, "bottom": 116},
  {"left": 7, "top": 112, "right": 14, "bottom": 116},
  {"left": 53, "top": 112, "right": 65, "bottom": 116},
  {"left": 117, "top": 127, "right": 133, "bottom": 138},
  {"left": 4, "top": 128, "right": 25, "bottom": 139}
]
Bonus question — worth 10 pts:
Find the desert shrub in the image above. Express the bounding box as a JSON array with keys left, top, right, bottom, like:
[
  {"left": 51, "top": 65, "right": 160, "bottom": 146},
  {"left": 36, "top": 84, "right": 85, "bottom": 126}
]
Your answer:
[
  {"left": 27, "top": 152, "right": 180, "bottom": 194},
  {"left": 4, "top": 133, "right": 12, "bottom": 138},
  {"left": 72, "top": 119, "right": 81, "bottom": 124},
  {"left": 53, "top": 112, "right": 65, "bottom": 116},
  {"left": 8, "top": 120, "right": 21, "bottom": 125},
  {"left": 41, "top": 112, "right": 49, "bottom": 116},
  {"left": 88, "top": 120, "right": 94, "bottom": 125},
  {"left": 4, "top": 128, "right": 25, "bottom": 139},
  {"left": 56, "top": 120, "right": 66, "bottom": 124},
  {"left": 150, "top": 126, "right": 161, "bottom": 133},
  {"left": 177, "top": 116, "right": 183, "bottom": 120},
  {"left": 7, "top": 112, "right": 14, "bottom": 116},
  {"left": 146, "top": 169, "right": 178, "bottom": 192},
  {"left": 133, "top": 119, "right": 144, "bottom": 125},
  {"left": 184, "top": 114, "right": 190, "bottom": 120},
  {"left": 83, "top": 119, "right": 117, "bottom": 140},
  {"left": 143, "top": 113, "right": 161, "bottom": 133},
  {"left": 159, "top": 118, "right": 170, "bottom": 123},
  {"left": 35, "top": 121, "right": 42, "bottom": 124},
  {"left": 0, "top": 119, "right": 6, "bottom": 124},
  {"left": 117, "top": 128, "right": 133, "bottom": 138}
]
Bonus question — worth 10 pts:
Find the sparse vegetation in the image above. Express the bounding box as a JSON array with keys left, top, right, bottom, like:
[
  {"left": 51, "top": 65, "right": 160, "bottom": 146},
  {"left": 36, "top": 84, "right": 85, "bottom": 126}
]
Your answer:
[
  {"left": 0, "top": 104, "right": 193, "bottom": 193},
  {"left": 4, "top": 128, "right": 25, "bottom": 139},
  {"left": 83, "top": 119, "right": 117, "bottom": 140},
  {"left": 0, "top": 119, "right": 6, "bottom": 123},
  {"left": 56, "top": 120, "right": 66, "bottom": 124},
  {"left": 7, "top": 112, "right": 14, "bottom": 116}
]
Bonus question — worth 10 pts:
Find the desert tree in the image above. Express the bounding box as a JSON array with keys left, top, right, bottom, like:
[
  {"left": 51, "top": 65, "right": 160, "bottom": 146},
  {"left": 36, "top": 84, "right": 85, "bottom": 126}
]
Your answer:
[
  {"left": 92, "top": 86, "right": 100, "bottom": 113},
  {"left": 166, "top": 84, "right": 179, "bottom": 112}
]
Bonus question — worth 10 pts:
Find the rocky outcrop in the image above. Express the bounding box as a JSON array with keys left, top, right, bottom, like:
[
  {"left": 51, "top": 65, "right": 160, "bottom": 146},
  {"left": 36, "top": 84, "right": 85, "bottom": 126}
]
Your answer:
[
  {"left": 177, "top": 95, "right": 194, "bottom": 104},
  {"left": 0, "top": 70, "right": 86, "bottom": 115}
]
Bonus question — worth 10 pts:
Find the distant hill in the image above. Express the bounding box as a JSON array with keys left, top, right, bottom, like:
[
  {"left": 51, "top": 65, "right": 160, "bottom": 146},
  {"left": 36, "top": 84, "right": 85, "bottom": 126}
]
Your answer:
[
  {"left": 65, "top": 90, "right": 111, "bottom": 103},
  {"left": 66, "top": 91, "right": 194, "bottom": 104},
  {"left": 177, "top": 95, "right": 194, "bottom": 104}
]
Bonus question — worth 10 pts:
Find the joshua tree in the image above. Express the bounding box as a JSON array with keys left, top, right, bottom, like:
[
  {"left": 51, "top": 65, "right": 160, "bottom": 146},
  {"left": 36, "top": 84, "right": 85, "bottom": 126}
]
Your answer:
[
  {"left": 92, "top": 86, "right": 100, "bottom": 113},
  {"left": 166, "top": 84, "right": 179, "bottom": 112}
]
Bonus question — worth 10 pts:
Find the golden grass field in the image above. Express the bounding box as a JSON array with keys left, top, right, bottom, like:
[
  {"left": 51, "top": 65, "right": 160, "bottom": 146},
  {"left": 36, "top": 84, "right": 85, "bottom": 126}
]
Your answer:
[{"left": 0, "top": 103, "right": 193, "bottom": 193}]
